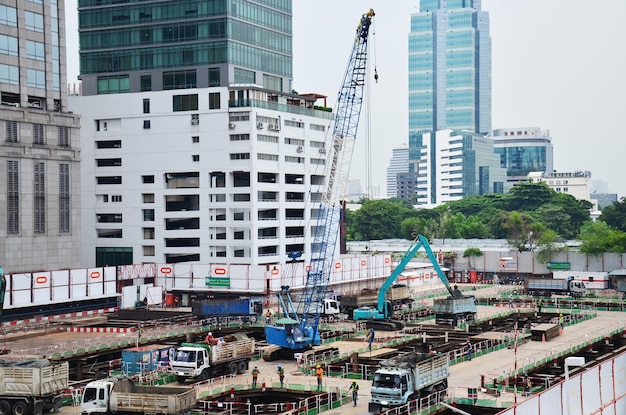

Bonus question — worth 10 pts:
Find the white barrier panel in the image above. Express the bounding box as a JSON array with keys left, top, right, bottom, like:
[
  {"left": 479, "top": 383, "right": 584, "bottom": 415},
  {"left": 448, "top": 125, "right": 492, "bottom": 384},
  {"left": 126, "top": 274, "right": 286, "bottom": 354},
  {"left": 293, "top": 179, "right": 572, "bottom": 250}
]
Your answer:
[
  {"left": 172, "top": 263, "right": 193, "bottom": 289},
  {"left": 87, "top": 268, "right": 104, "bottom": 298},
  {"left": 538, "top": 385, "right": 562, "bottom": 414},
  {"left": 581, "top": 366, "right": 601, "bottom": 414},
  {"left": 104, "top": 266, "right": 117, "bottom": 296},
  {"left": 32, "top": 271, "right": 51, "bottom": 304},
  {"left": 146, "top": 286, "right": 163, "bottom": 305},
  {"left": 51, "top": 270, "right": 70, "bottom": 302},
  {"left": 121, "top": 285, "right": 138, "bottom": 309},
  {"left": 11, "top": 274, "right": 32, "bottom": 306},
  {"left": 70, "top": 269, "right": 88, "bottom": 300},
  {"left": 616, "top": 352, "right": 626, "bottom": 396}
]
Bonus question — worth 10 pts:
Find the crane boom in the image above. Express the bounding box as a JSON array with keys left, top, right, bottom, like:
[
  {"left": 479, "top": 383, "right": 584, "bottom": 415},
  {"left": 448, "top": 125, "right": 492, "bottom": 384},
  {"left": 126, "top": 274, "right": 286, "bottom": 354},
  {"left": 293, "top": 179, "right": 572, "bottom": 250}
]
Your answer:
[{"left": 264, "top": 9, "right": 375, "bottom": 357}]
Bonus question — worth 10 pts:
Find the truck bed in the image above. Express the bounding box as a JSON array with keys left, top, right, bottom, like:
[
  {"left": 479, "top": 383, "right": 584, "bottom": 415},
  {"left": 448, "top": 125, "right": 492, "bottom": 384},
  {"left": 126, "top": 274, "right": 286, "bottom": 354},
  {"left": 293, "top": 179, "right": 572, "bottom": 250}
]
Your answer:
[
  {"left": 0, "top": 360, "right": 69, "bottom": 397},
  {"left": 110, "top": 378, "right": 196, "bottom": 415},
  {"left": 211, "top": 333, "right": 255, "bottom": 363},
  {"left": 432, "top": 296, "right": 477, "bottom": 314}
]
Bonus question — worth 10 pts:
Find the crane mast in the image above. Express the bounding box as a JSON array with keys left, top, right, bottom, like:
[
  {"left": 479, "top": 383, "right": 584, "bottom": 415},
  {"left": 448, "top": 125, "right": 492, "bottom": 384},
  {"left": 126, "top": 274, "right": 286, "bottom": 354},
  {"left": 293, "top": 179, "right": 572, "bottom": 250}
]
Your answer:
[{"left": 264, "top": 9, "right": 375, "bottom": 358}]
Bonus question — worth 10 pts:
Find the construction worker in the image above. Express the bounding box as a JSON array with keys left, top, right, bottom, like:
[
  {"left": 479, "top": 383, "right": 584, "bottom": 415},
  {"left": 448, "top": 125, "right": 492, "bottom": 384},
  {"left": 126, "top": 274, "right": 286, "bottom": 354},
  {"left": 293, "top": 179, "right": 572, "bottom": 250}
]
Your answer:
[
  {"left": 315, "top": 364, "right": 324, "bottom": 390},
  {"left": 265, "top": 309, "right": 272, "bottom": 324},
  {"left": 465, "top": 339, "right": 473, "bottom": 361},
  {"left": 251, "top": 366, "right": 259, "bottom": 388},
  {"left": 559, "top": 314, "right": 564, "bottom": 330},
  {"left": 524, "top": 375, "right": 532, "bottom": 396},
  {"left": 349, "top": 380, "right": 359, "bottom": 406},
  {"left": 277, "top": 365, "right": 285, "bottom": 388},
  {"left": 537, "top": 298, "right": 543, "bottom": 313}
]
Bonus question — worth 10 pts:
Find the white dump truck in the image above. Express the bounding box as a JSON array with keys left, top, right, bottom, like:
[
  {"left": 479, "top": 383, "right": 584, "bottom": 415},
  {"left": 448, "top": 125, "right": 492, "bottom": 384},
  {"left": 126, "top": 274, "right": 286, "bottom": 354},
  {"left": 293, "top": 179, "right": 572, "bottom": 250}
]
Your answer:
[
  {"left": 169, "top": 333, "right": 255, "bottom": 382},
  {"left": 369, "top": 353, "right": 449, "bottom": 413},
  {"left": 80, "top": 377, "right": 196, "bottom": 415},
  {"left": 0, "top": 359, "right": 68, "bottom": 415}
]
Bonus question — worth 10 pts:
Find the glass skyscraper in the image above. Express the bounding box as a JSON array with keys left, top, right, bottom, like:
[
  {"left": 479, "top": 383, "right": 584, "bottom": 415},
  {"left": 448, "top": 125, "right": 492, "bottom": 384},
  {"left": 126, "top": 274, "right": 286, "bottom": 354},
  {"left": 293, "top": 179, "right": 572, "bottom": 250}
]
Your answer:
[
  {"left": 77, "top": 0, "right": 293, "bottom": 95},
  {"left": 408, "top": 0, "right": 491, "bottom": 151}
]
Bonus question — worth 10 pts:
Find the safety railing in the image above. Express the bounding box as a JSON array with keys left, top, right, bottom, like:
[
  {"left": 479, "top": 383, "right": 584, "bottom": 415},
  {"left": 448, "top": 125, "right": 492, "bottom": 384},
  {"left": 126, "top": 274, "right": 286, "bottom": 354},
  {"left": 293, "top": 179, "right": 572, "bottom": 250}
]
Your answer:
[{"left": 377, "top": 389, "right": 448, "bottom": 415}]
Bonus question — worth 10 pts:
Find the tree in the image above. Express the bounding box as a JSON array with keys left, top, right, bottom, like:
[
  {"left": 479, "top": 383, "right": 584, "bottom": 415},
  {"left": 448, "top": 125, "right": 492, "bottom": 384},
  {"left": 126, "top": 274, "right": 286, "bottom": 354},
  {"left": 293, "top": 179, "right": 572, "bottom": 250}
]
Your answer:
[
  {"left": 462, "top": 247, "right": 483, "bottom": 270},
  {"left": 504, "top": 182, "right": 554, "bottom": 211},
  {"left": 351, "top": 199, "right": 412, "bottom": 240},
  {"left": 579, "top": 221, "right": 612, "bottom": 256},
  {"left": 600, "top": 197, "right": 626, "bottom": 232},
  {"left": 503, "top": 211, "right": 535, "bottom": 251},
  {"left": 534, "top": 229, "right": 562, "bottom": 263}
]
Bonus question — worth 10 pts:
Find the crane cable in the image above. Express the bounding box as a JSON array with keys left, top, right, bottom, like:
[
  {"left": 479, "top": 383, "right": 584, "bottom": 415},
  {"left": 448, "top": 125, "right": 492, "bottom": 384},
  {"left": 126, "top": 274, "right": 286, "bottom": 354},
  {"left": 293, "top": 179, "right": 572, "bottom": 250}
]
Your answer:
[{"left": 365, "top": 18, "right": 378, "bottom": 200}]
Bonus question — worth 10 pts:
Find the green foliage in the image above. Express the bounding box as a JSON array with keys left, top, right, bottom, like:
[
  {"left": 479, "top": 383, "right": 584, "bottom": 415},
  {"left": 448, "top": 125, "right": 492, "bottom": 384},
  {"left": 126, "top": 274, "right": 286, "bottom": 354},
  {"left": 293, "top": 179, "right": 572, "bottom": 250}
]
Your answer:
[
  {"left": 579, "top": 220, "right": 626, "bottom": 254},
  {"left": 350, "top": 199, "right": 414, "bottom": 240},
  {"left": 599, "top": 197, "right": 626, "bottom": 232}
]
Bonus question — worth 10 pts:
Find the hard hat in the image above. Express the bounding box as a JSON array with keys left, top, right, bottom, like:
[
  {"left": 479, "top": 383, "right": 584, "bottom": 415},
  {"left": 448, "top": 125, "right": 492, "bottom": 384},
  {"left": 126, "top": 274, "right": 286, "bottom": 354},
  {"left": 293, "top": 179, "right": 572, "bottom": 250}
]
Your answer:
[
  {"left": 208, "top": 332, "right": 213, "bottom": 336},
  {"left": 559, "top": 314, "right": 563, "bottom": 317},
  {"left": 277, "top": 365, "right": 281, "bottom": 368},
  {"left": 316, "top": 365, "right": 321, "bottom": 368},
  {"left": 352, "top": 380, "right": 357, "bottom": 383}
]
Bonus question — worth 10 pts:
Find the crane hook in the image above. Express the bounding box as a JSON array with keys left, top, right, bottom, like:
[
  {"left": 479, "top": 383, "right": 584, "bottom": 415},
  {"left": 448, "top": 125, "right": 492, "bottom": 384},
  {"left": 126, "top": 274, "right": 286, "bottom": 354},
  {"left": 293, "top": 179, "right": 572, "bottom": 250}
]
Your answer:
[{"left": 374, "top": 67, "right": 379, "bottom": 83}]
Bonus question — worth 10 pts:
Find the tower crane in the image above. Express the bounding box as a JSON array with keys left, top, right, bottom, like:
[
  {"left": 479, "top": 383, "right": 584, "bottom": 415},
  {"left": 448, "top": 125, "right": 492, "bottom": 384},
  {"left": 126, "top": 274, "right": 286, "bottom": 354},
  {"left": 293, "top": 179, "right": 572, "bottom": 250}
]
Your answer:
[{"left": 263, "top": 9, "right": 376, "bottom": 360}]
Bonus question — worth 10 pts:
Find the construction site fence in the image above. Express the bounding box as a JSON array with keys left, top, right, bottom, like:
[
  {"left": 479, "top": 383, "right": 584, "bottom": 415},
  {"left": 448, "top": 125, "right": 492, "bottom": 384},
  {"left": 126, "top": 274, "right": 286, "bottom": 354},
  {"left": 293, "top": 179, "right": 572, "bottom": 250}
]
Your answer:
[{"left": 378, "top": 389, "right": 448, "bottom": 415}]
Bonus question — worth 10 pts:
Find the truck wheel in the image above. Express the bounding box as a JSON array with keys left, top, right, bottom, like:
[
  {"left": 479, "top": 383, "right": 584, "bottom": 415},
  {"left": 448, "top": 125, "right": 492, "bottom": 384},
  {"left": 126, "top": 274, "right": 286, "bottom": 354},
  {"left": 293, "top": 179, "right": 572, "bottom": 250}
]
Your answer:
[
  {"left": 238, "top": 360, "right": 247, "bottom": 374},
  {"left": 327, "top": 315, "right": 335, "bottom": 323},
  {"left": 176, "top": 376, "right": 187, "bottom": 384},
  {"left": 229, "top": 362, "right": 238, "bottom": 376},
  {"left": 0, "top": 401, "right": 10, "bottom": 415},
  {"left": 12, "top": 401, "right": 28, "bottom": 415},
  {"left": 249, "top": 315, "right": 258, "bottom": 324}
]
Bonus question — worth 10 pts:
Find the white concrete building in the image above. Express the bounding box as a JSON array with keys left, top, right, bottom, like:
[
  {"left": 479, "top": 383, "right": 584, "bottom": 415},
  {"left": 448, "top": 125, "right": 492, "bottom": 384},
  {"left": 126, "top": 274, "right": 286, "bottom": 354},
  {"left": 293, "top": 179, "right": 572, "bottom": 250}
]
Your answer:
[
  {"left": 416, "top": 129, "right": 507, "bottom": 208},
  {"left": 528, "top": 170, "right": 593, "bottom": 203},
  {"left": 70, "top": 86, "right": 334, "bottom": 267},
  {"left": 386, "top": 145, "right": 409, "bottom": 198}
]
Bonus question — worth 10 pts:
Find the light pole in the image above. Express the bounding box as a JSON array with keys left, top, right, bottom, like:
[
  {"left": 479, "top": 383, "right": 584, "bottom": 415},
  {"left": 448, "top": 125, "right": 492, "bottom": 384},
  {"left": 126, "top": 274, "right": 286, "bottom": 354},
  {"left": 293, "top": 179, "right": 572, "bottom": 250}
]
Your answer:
[{"left": 564, "top": 356, "right": 585, "bottom": 414}]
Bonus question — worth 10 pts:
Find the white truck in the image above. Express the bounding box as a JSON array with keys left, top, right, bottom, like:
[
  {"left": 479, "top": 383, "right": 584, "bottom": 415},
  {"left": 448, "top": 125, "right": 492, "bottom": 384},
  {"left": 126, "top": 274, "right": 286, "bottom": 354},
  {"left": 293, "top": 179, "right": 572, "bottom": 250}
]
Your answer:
[
  {"left": 295, "top": 299, "right": 341, "bottom": 322},
  {"left": 169, "top": 333, "right": 255, "bottom": 383},
  {"left": 0, "top": 359, "right": 68, "bottom": 415},
  {"left": 80, "top": 377, "right": 196, "bottom": 415},
  {"left": 369, "top": 353, "right": 449, "bottom": 414}
]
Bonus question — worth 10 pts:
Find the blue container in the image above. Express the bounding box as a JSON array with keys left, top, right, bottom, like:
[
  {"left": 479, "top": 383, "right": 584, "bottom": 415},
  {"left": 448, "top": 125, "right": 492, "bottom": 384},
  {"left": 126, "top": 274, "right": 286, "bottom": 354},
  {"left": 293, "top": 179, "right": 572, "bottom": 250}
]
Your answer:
[
  {"left": 192, "top": 299, "right": 251, "bottom": 317},
  {"left": 122, "top": 345, "right": 168, "bottom": 374}
]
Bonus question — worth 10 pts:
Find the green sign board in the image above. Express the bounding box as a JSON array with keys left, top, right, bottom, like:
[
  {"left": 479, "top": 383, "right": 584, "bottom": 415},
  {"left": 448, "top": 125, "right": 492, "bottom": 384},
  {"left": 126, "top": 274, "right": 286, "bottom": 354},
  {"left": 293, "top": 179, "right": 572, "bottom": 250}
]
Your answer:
[
  {"left": 205, "top": 276, "right": 230, "bottom": 287},
  {"left": 546, "top": 262, "right": 571, "bottom": 270}
]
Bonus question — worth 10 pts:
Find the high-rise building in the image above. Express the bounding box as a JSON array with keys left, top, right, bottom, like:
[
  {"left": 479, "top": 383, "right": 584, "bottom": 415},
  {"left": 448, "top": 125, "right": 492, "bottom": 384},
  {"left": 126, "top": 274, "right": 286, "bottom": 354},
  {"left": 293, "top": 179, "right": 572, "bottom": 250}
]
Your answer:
[
  {"left": 70, "top": 0, "right": 341, "bottom": 267},
  {"left": 416, "top": 130, "right": 506, "bottom": 207},
  {"left": 386, "top": 146, "right": 409, "bottom": 198},
  {"left": 0, "top": 0, "right": 82, "bottom": 272},
  {"left": 492, "top": 127, "right": 553, "bottom": 181},
  {"left": 408, "top": 0, "right": 491, "bottom": 147}
]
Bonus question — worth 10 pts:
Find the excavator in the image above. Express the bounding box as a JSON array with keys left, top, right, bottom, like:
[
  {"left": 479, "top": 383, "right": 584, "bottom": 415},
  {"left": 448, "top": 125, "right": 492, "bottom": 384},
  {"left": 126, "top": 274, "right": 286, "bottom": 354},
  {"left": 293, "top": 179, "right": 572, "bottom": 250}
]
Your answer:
[{"left": 353, "top": 235, "right": 477, "bottom": 330}]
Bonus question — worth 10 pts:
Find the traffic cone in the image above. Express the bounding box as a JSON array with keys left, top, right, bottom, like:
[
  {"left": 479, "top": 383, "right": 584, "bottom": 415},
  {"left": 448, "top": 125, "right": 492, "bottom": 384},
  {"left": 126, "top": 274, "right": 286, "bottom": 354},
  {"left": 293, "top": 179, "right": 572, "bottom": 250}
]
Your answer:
[
  {"left": 541, "top": 333, "right": 546, "bottom": 343},
  {"left": 559, "top": 327, "right": 563, "bottom": 335}
]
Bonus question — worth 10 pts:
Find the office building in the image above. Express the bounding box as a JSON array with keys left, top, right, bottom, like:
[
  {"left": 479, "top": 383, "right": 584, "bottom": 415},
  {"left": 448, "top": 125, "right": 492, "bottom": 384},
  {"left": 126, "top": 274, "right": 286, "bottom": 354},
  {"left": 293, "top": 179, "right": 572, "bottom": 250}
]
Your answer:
[
  {"left": 0, "top": 0, "right": 81, "bottom": 272},
  {"left": 386, "top": 146, "right": 409, "bottom": 198},
  {"left": 408, "top": 0, "right": 491, "bottom": 150},
  {"left": 492, "top": 127, "right": 553, "bottom": 182},
  {"left": 528, "top": 171, "right": 593, "bottom": 204},
  {"left": 416, "top": 130, "right": 506, "bottom": 208},
  {"left": 71, "top": 0, "right": 344, "bottom": 267}
]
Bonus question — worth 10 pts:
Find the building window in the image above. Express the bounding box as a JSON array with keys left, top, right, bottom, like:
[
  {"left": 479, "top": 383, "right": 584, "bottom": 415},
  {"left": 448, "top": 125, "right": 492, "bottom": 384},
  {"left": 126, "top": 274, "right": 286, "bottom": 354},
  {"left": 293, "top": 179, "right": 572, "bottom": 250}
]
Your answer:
[
  {"left": 96, "top": 140, "right": 121, "bottom": 149},
  {"left": 191, "top": 114, "right": 199, "bottom": 125},
  {"left": 140, "top": 75, "right": 152, "bottom": 91},
  {"left": 97, "top": 75, "right": 130, "bottom": 94},
  {"left": 143, "top": 209, "right": 155, "bottom": 221},
  {"left": 192, "top": 154, "right": 200, "bottom": 162},
  {"left": 234, "top": 67, "right": 255, "bottom": 84},
  {"left": 163, "top": 70, "right": 196, "bottom": 90},
  {"left": 0, "top": 5, "right": 17, "bottom": 26},
  {"left": 6, "top": 120, "right": 18, "bottom": 142},
  {"left": 143, "top": 227, "right": 155, "bottom": 239},
  {"left": 142, "top": 193, "right": 154, "bottom": 203},
  {"left": 111, "top": 195, "right": 122, "bottom": 202},
  {"left": 27, "top": 69, "right": 46, "bottom": 89},
  {"left": 230, "top": 153, "right": 250, "bottom": 160},
  {"left": 34, "top": 162, "right": 45, "bottom": 233},
  {"left": 97, "top": 229, "right": 123, "bottom": 238},
  {"left": 192, "top": 136, "right": 199, "bottom": 143},
  {"left": 25, "top": 11, "right": 44, "bottom": 32},
  {"left": 0, "top": 64, "right": 19, "bottom": 84},
  {"left": 142, "top": 175, "right": 155, "bottom": 184},
  {"left": 143, "top": 120, "right": 151, "bottom": 129},
  {"left": 59, "top": 163, "right": 70, "bottom": 233},
  {"left": 0, "top": 34, "right": 18, "bottom": 56},
  {"left": 173, "top": 94, "right": 198, "bottom": 111},
  {"left": 230, "top": 134, "right": 250, "bottom": 141},
  {"left": 96, "top": 176, "right": 122, "bottom": 185},
  {"left": 7, "top": 160, "right": 19, "bottom": 234},
  {"left": 26, "top": 40, "right": 44, "bottom": 60},
  {"left": 143, "top": 99, "right": 150, "bottom": 114},
  {"left": 143, "top": 246, "right": 155, "bottom": 256},
  {"left": 96, "top": 158, "right": 122, "bottom": 167},
  {"left": 33, "top": 124, "right": 45, "bottom": 144},
  {"left": 208, "top": 68, "right": 220, "bottom": 87},
  {"left": 58, "top": 126, "right": 69, "bottom": 147},
  {"left": 209, "top": 92, "right": 220, "bottom": 109}
]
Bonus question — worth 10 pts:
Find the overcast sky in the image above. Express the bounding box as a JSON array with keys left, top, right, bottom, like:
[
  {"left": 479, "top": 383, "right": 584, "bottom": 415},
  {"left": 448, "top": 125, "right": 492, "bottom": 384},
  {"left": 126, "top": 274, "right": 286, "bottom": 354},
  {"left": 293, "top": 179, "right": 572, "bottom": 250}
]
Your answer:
[{"left": 64, "top": 1, "right": 626, "bottom": 199}]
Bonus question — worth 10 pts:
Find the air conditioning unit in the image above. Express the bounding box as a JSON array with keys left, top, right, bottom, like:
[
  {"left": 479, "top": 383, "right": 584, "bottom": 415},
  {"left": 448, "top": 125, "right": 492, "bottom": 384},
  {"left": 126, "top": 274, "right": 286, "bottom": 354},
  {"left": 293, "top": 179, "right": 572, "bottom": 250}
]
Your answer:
[
  {"left": 229, "top": 122, "right": 236, "bottom": 129},
  {"left": 191, "top": 119, "right": 199, "bottom": 125},
  {"left": 256, "top": 122, "right": 264, "bottom": 129},
  {"left": 273, "top": 124, "right": 281, "bottom": 131},
  {"left": 319, "top": 148, "right": 327, "bottom": 154},
  {"left": 296, "top": 145, "right": 304, "bottom": 153}
]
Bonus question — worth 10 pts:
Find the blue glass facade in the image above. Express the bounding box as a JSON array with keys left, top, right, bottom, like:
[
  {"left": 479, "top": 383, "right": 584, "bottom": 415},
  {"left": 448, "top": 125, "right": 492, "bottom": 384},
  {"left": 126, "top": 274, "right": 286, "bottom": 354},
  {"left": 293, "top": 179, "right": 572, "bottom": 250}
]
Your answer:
[
  {"left": 408, "top": 0, "right": 491, "bottom": 148},
  {"left": 492, "top": 128, "right": 554, "bottom": 177},
  {"left": 78, "top": 0, "right": 292, "bottom": 95}
]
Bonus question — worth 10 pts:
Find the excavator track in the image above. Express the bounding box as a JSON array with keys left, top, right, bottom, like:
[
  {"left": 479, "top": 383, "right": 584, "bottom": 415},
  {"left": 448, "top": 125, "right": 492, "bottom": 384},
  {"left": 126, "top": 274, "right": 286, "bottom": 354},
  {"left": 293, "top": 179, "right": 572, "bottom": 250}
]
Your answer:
[{"left": 365, "top": 319, "right": 404, "bottom": 331}]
